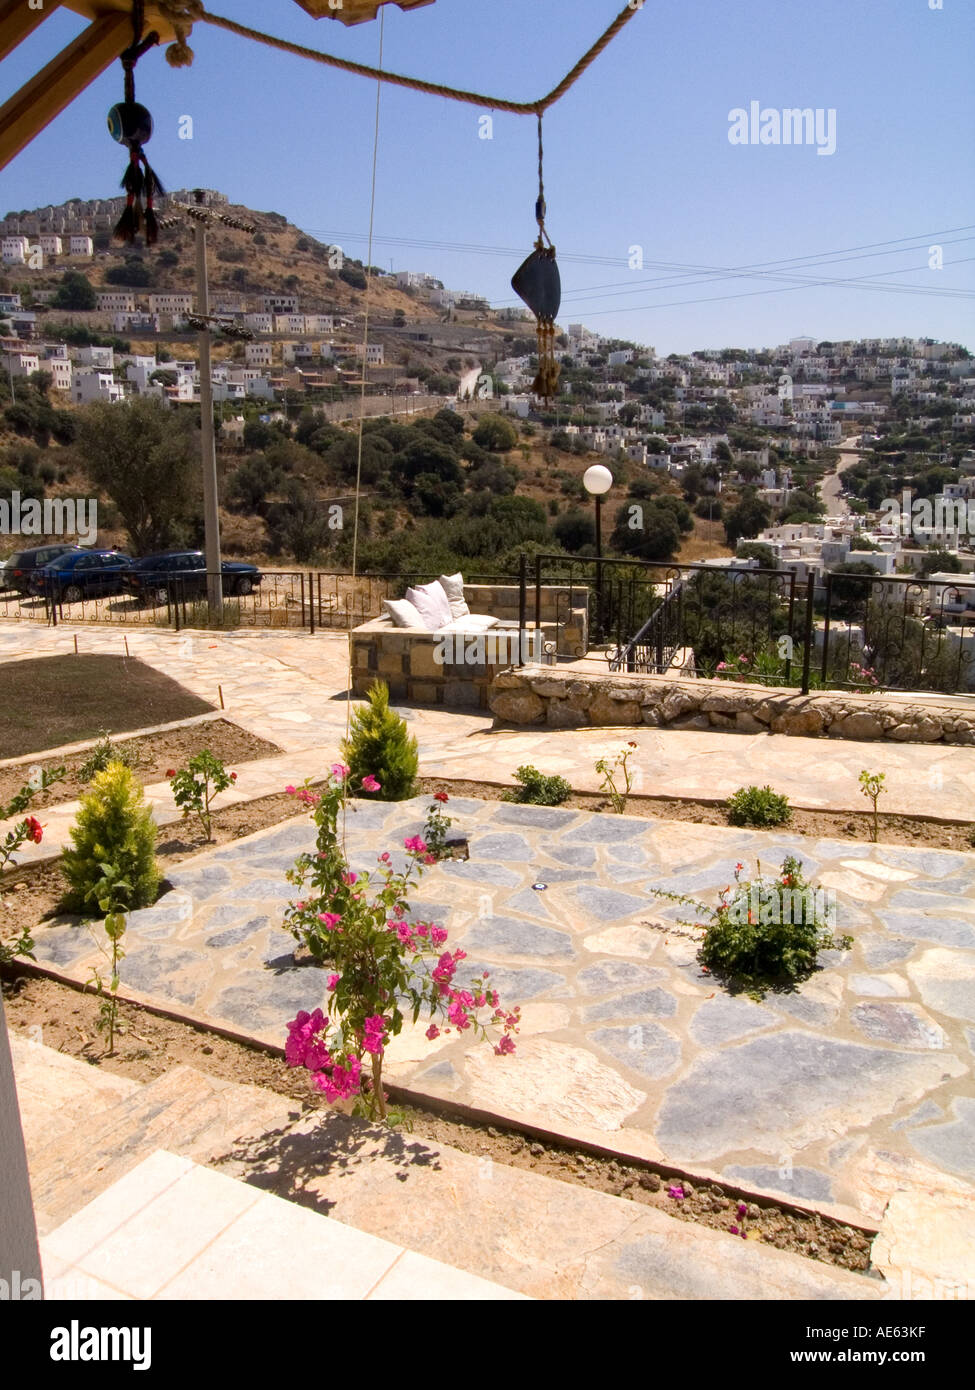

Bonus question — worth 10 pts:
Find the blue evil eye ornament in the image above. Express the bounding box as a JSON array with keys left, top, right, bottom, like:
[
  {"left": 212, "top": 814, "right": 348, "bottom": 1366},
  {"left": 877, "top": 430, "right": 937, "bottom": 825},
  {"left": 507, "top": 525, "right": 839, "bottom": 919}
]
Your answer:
[{"left": 107, "top": 101, "right": 153, "bottom": 147}]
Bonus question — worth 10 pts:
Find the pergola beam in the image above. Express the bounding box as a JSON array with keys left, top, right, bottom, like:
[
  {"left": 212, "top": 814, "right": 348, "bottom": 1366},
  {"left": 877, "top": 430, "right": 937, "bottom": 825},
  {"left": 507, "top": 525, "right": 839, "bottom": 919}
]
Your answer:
[
  {"left": 0, "top": 0, "right": 63, "bottom": 64},
  {"left": 0, "top": 12, "right": 131, "bottom": 171}
]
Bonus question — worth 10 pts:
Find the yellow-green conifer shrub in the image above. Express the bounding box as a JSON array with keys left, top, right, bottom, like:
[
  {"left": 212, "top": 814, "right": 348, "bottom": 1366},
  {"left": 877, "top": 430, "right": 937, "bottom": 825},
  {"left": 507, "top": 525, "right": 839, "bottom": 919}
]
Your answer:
[{"left": 61, "top": 760, "right": 161, "bottom": 914}]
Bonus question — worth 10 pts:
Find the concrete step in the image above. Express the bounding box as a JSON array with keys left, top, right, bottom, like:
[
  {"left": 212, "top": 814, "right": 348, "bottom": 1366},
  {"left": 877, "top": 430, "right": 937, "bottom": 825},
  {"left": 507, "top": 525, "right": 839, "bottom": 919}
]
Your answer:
[
  {"left": 13, "top": 1039, "right": 886, "bottom": 1299},
  {"left": 26, "top": 1060, "right": 294, "bottom": 1236},
  {"left": 41, "top": 1150, "right": 526, "bottom": 1301},
  {"left": 207, "top": 1108, "right": 885, "bottom": 1302},
  {"left": 9, "top": 1031, "right": 140, "bottom": 1166}
]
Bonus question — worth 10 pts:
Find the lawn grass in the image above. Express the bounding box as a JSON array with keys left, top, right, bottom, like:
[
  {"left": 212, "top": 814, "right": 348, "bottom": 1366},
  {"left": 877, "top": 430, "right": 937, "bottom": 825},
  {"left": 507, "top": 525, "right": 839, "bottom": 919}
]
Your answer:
[{"left": 0, "top": 654, "right": 215, "bottom": 759}]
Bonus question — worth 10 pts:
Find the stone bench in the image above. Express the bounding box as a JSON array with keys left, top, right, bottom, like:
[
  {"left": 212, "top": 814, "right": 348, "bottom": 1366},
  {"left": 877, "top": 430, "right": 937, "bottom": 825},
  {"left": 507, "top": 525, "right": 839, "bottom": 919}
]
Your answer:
[{"left": 351, "top": 583, "right": 589, "bottom": 708}]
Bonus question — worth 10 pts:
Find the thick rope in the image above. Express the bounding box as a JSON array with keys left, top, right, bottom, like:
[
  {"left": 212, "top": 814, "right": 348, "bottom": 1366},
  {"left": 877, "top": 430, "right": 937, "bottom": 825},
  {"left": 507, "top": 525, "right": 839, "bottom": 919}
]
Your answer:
[{"left": 157, "top": 3, "right": 640, "bottom": 113}]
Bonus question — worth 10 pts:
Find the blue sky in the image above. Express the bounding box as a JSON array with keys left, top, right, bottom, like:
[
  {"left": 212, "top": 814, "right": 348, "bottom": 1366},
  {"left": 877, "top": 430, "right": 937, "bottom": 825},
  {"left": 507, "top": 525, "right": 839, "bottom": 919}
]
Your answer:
[{"left": 4, "top": 0, "right": 974, "bottom": 353}]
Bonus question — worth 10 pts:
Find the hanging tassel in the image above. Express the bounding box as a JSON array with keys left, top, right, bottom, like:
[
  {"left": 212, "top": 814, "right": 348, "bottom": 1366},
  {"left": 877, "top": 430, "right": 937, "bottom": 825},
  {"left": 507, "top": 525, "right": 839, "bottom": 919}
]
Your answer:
[
  {"left": 510, "top": 114, "right": 562, "bottom": 405},
  {"left": 107, "top": 13, "right": 164, "bottom": 248}
]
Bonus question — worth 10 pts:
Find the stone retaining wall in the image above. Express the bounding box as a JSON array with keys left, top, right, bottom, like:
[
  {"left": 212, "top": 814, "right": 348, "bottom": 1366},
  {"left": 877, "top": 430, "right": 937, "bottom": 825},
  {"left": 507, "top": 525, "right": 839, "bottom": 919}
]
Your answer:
[{"left": 487, "top": 666, "right": 975, "bottom": 745}]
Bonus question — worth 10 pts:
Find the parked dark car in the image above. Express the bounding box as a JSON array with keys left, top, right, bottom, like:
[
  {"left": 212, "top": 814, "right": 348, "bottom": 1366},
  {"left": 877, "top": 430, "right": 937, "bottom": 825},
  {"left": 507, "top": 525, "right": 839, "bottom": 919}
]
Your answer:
[
  {"left": 3, "top": 543, "right": 83, "bottom": 595},
  {"left": 29, "top": 549, "right": 133, "bottom": 603},
  {"left": 122, "top": 551, "right": 263, "bottom": 605}
]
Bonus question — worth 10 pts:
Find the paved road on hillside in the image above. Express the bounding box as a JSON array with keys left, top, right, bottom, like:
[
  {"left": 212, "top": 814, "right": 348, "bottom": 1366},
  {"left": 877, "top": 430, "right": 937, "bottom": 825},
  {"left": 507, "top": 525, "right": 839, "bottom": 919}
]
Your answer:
[{"left": 820, "top": 439, "right": 866, "bottom": 517}]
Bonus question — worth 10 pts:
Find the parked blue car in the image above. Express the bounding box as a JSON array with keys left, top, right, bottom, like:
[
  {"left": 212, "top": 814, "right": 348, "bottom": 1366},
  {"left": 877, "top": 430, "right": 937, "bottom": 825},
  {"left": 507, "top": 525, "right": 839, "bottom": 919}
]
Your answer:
[
  {"left": 29, "top": 549, "right": 133, "bottom": 603},
  {"left": 121, "top": 550, "right": 263, "bottom": 605}
]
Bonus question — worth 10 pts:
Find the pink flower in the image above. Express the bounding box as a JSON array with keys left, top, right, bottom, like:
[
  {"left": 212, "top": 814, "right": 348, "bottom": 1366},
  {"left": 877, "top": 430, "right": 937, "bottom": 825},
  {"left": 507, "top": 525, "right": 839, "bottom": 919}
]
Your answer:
[
  {"left": 378, "top": 851, "right": 391, "bottom": 864},
  {"left": 447, "top": 1000, "right": 471, "bottom": 1030},
  {"left": 341, "top": 871, "right": 357, "bottom": 886},
  {"left": 668, "top": 1184, "right": 685, "bottom": 1201},
  {"left": 285, "top": 785, "right": 296, "bottom": 795},
  {"left": 415, "top": 922, "right": 429, "bottom": 938},
  {"left": 737, "top": 1202, "right": 747, "bottom": 1218},
  {"left": 285, "top": 1008, "right": 327, "bottom": 1068},
  {"left": 295, "top": 900, "right": 306, "bottom": 911},
  {"left": 403, "top": 835, "right": 428, "bottom": 855},
  {"left": 362, "top": 1015, "right": 387, "bottom": 1054},
  {"left": 317, "top": 912, "right": 341, "bottom": 931},
  {"left": 361, "top": 774, "right": 381, "bottom": 792},
  {"left": 729, "top": 1224, "right": 739, "bottom": 1236},
  {"left": 330, "top": 763, "right": 349, "bottom": 781},
  {"left": 430, "top": 925, "right": 448, "bottom": 947},
  {"left": 326, "top": 974, "right": 340, "bottom": 991},
  {"left": 494, "top": 1035, "right": 515, "bottom": 1056},
  {"left": 425, "top": 1024, "right": 440, "bottom": 1040},
  {"left": 716, "top": 662, "right": 727, "bottom": 671},
  {"left": 432, "top": 952, "right": 456, "bottom": 987},
  {"left": 396, "top": 921, "right": 414, "bottom": 945}
]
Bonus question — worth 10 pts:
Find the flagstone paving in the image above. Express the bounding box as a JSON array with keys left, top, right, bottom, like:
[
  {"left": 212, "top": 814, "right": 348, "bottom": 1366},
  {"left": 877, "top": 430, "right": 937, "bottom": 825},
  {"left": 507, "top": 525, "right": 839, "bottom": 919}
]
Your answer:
[
  {"left": 29, "top": 795, "right": 975, "bottom": 1228},
  {"left": 2, "top": 624, "right": 975, "bottom": 821}
]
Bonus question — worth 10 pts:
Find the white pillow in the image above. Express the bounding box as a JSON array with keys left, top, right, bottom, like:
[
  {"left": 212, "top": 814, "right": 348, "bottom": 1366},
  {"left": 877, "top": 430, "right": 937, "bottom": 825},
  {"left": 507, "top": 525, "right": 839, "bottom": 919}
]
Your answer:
[
  {"left": 382, "top": 597, "right": 425, "bottom": 629},
  {"left": 405, "top": 581, "right": 452, "bottom": 629},
  {"left": 440, "top": 614, "right": 498, "bottom": 633},
  {"left": 438, "top": 571, "right": 470, "bottom": 619}
]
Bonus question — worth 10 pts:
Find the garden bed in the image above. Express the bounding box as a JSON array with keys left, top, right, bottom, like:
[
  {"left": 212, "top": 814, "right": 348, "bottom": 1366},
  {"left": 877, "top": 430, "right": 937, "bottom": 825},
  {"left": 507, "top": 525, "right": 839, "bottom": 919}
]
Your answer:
[
  {"left": 416, "top": 778, "right": 975, "bottom": 853},
  {"left": 0, "top": 968, "right": 877, "bottom": 1277},
  {"left": 0, "top": 719, "right": 281, "bottom": 810}
]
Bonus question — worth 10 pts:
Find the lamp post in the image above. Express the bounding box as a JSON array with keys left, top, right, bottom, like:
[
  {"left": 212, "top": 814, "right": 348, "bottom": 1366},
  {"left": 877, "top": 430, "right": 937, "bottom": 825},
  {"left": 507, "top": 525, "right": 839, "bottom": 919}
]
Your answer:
[{"left": 583, "top": 463, "right": 613, "bottom": 644}]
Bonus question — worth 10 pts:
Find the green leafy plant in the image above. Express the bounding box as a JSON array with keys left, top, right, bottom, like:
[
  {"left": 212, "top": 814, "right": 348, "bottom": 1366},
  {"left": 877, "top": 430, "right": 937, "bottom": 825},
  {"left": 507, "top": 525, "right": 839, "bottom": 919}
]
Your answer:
[
  {"left": 167, "top": 750, "right": 238, "bottom": 842},
  {"left": 858, "top": 769, "right": 886, "bottom": 843},
  {"left": 0, "top": 765, "right": 66, "bottom": 963},
  {"left": 726, "top": 784, "right": 792, "bottom": 828},
  {"left": 60, "top": 761, "right": 160, "bottom": 915},
  {"left": 283, "top": 773, "right": 519, "bottom": 1124},
  {"left": 502, "top": 765, "right": 573, "bottom": 806},
  {"left": 78, "top": 730, "right": 143, "bottom": 783},
  {"left": 595, "top": 742, "right": 637, "bottom": 813},
  {"left": 652, "top": 856, "right": 852, "bottom": 999},
  {"left": 341, "top": 681, "right": 418, "bottom": 801},
  {"left": 423, "top": 791, "right": 453, "bottom": 860}
]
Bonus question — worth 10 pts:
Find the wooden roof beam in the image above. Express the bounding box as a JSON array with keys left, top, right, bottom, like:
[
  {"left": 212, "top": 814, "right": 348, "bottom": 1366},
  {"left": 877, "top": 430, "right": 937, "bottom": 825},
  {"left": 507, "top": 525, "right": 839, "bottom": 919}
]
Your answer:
[
  {"left": 0, "top": 12, "right": 131, "bottom": 171},
  {"left": 0, "top": 0, "right": 63, "bottom": 64}
]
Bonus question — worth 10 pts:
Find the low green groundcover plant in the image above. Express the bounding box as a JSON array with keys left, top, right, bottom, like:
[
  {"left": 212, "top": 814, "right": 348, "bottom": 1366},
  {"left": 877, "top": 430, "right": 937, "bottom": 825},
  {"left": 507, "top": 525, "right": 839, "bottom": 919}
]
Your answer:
[
  {"left": 726, "top": 784, "right": 791, "bottom": 828},
  {"left": 78, "top": 730, "right": 143, "bottom": 783},
  {"left": 653, "top": 855, "right": 852, "bottom": 998},
  {"left": 282, "top": 767, "right": 518, "bottom": 1123},
  {"left": 61, "top": 761, "right": 160, "bottom": 915},
  {"left": 502, "top": 764, "right": 572, "bottom": 806},
  {"left": 342, "top": 680, "right": 418, "bottom": 801}
]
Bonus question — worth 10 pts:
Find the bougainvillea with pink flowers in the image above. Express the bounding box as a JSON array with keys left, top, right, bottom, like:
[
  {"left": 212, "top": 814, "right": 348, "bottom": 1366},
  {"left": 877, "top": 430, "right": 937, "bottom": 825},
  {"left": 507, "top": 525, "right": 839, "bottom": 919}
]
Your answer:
[{"left": 282, "top": 767, "right": 519, "bottom": 1122}]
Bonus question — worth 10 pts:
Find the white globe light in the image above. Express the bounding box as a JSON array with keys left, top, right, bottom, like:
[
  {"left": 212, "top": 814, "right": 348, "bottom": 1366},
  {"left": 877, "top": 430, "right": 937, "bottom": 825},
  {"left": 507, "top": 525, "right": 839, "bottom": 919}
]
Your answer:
[{"left": 583, "top": 464, "right": 614, "bottom": 496}]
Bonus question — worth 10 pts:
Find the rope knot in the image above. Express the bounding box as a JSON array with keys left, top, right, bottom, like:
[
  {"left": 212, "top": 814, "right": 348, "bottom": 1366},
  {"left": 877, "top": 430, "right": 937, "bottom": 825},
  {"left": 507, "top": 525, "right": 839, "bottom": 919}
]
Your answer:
[{"left": 157, "top": 2, "right": 204, "bottom": 67}]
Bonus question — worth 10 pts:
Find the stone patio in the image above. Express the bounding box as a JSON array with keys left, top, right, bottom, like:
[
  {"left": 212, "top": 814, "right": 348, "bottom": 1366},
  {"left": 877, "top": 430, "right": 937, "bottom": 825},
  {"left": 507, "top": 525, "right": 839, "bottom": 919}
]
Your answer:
[{"left": 29, "top": 795, "right": 975, "bottom": 1229}]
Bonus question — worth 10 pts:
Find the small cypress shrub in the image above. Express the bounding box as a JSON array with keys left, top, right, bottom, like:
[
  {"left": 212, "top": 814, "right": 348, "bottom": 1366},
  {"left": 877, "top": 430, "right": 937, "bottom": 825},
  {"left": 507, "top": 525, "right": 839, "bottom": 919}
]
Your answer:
[
  {"left": 341, "top": 681, "right": 418, "bottom": 801},
  {"left": 61, "top": 761, "right": 161, "bottom": 915}
]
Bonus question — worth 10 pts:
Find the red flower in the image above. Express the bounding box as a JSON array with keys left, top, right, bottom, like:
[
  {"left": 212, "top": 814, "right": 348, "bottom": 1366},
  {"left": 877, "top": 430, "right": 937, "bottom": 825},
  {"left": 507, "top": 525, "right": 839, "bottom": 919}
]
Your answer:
[
  {"left": 434, "top": 791, "right": 449, "bottom": 803},
  {"left": 24, "top": 816, "right": 43, "bottom": 845},
  {"left": 166, "top": 768, "right": 176, "bottom": 778},
  {"left": 230, "top": 772, "right": 237, "bottom": 782}
]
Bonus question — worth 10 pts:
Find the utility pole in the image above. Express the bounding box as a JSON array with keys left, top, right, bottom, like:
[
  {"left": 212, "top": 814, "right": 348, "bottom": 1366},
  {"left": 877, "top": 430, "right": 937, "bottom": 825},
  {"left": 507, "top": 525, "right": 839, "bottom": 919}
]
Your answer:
[{"left": 193, "top": 189, "right": 222, "bottom": 618}]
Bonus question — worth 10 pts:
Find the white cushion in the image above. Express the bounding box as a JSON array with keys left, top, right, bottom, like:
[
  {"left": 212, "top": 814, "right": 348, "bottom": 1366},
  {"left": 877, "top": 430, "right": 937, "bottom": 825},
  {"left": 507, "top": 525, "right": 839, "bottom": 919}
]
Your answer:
[
  {"left": 382, "top": 597, "right": 426, "bottom": 629},
  {"left": 438, "top": 614, "right": 499, "bottom": 633},
  {"left": 438, "top": 571, "right": 470, "bottom": 620},
  {"left": 405, "top": 581, "right": 452, "bottom": 629}
]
